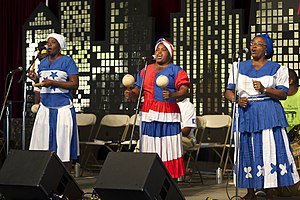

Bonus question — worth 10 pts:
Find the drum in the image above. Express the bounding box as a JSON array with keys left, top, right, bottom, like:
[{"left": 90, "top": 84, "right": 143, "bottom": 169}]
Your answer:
[
  {"left": 279, "top": 129, "right": 300, "bottom": 197},
  {"left": 276, "top": 181, "right": 300, "bottom": 197}
]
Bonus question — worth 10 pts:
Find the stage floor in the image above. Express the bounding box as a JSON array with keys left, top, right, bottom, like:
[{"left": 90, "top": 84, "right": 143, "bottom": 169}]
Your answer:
[{"left": 74, "top": 166, "right": 300, "bottom": 200}]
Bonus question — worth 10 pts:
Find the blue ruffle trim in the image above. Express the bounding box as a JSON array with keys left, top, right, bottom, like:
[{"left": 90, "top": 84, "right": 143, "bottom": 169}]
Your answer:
[
  {"left": 142, "top": 121, "right": 181, "bottom": 137},
  {"left": 234, "top": 99, "right": 288, "bottom": 132}
]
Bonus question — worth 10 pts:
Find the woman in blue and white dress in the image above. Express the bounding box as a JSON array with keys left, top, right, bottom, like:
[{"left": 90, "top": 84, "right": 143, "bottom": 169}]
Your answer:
[
  {"left": 28, "top": 33, "right": 79, "bottom": 172},
  {"left": 225, "top": 33, "right": 299, "bottom": 200}
]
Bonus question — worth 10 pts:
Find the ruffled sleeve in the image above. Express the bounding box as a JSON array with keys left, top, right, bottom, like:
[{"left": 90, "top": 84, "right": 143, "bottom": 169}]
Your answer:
[
  {"left": 175, "top": 70, "right": 190, "bottom": 90},
  {"left": 275, "top": 65, "right": 289, "bottom": 93}
]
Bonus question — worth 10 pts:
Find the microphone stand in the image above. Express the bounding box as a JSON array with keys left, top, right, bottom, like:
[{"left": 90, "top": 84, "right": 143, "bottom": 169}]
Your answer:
[
  {"left": 228, "top": 55, "right": 242, "bottom": 200},
  {"left": 18, "top": 53, "right": 40, "bottom": 150},
  {"left": 0, "top": 73, "right": 16, "bottom": 155},
  {"left": 128, "top": 59, "right": 148, "bottom": 151}
]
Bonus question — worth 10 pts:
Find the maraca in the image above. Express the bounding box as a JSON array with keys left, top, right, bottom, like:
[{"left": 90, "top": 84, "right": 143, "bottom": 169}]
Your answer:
[
  {"left": 122, "top": 74, "right": 135, "bottom": 89},
  {"left": 31, "top": 104, "right": 39, "bottom": 113},
  {"left": 122, "top": 74, "right": 135, "bottom": 101},
  {"left": 156, "top": 75, "right": 169, "bottom": 88}
]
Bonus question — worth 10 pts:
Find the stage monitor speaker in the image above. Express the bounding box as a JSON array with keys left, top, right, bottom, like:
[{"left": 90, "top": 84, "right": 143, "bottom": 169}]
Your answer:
[
  {"left": 94, "top": 152, "right": 185, "bottom": 200},
  {"left": 0, "top": 150, "right": 83, "bottom": 200}
]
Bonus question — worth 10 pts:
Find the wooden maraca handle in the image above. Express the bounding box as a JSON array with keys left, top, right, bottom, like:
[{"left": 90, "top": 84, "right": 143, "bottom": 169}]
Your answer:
[{"left": 33, "top": 82, "right": 45, "bottom": 87}]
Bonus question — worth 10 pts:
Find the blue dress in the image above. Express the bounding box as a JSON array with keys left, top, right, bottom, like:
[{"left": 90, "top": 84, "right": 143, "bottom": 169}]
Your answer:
[
  {"left": 29, "top": 56, "right": 79, "bottom": 162},
  {"left": 227, "top": 60, "right": 299, "bottom": 189}
]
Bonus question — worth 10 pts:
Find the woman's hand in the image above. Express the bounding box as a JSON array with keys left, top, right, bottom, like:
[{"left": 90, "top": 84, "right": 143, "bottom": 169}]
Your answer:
[
  {"left": 162, "top": 89, "right": 172, "bottom": 100},
  {"left": 252, "top": 80, "right": 265, "bottom": 93},
  {"left": 28, "top": 70, "right": 38, "bottom": 83},
  {"left": 41, "top": 79, "right": 54, "bottom": 88},
  {"left": 124, "top": 89, "right": 132, "bottom": 102},
  {"left": 238, "top": 97, "right": 248, "bottom": 108}
]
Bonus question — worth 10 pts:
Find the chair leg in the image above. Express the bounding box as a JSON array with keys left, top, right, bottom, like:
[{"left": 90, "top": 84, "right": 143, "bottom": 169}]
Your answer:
[
  {"left": 184, "top": 153, "right": 192, "bottom": 182},
  {"left": 194, "top": 150, "right": 203, "bottom": 184},
  {"left": 81, "top": 146, "right": 101, "bottom": 173},
  {"left": 223, "top": 147, "right": 234, "bottom": 175},
  {"left": 184, "top": 151, "right": 203, "bottom": 184}
]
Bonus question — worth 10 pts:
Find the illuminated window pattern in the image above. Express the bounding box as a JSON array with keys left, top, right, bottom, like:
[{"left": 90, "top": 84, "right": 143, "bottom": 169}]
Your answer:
[
  {"left": 23, "top": 3, "right": 60, "bottom": 114},
  {"left": 89, "top": 0, "right": 154, "bottom": 113},
  {"left": 250, "top": 0, "right": 300, "bottom": 72},
  {"left": 171, "top": 0, "right": 244, "bottom": 115},
  {"left": 23, "top": 0, "right": 300, "bottom": 117},
  {"left": 171, "top": 0, "right": 300, "bottom": 115},
  {"left": 60, "top": 0, "right": 93, "bottom": 112}
]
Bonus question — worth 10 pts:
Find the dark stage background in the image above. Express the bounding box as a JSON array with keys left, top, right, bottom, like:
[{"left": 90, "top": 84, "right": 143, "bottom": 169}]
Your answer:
[{"left": 0, "top": 0, "right": 250, "bottom": 124}]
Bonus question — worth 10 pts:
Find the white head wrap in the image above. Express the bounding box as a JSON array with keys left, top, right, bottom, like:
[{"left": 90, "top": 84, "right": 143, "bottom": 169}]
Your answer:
[{"left": 47, "top": 33, "right": 66, "bottom": 49}]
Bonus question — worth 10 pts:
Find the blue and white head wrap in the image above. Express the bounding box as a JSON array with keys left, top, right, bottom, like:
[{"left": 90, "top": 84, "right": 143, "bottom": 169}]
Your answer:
[{"left": 257, "top": 33, "right": 273, "bottom": 57}]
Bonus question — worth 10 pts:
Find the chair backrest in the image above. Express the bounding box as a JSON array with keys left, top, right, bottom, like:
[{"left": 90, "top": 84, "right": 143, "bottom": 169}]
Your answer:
[
  {"left": 201, "top": 115, "right": 231, "bottom": 143},
  {"left": 194, "top": 116, "right": 206, "bottom": 139},
  {"left": 76, "top": 113, "right": 97, "bottom": 126},
  {"left": 196, "top": 116, "right": 206, "bottom": 130},
  {"left": 100, "top": 114, "right": 130, "bottom": 127},
  {"left": 76, "top": 113, "right": 97, "bottom": 142},
  {"left": 95, "top": 114, "right": 130, "bottom": 142},
  {"left": 129, "top": 114, "right": 140, "bottom": 126},
  {"left": 122, "top": 114, "right": 140, "bottom": 142},
  {"left": 203, "top": 115, "right": 231, "bottom": 129}
]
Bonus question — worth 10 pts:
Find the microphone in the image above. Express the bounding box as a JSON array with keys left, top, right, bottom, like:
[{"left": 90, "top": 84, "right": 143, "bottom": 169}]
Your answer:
[
  {"left": 37, "top": 41, "right": 47, "bottom": 52},
  {"left": 141, "top": 55, "right": 156, "bottom": 61},
  {"left": 9, "top": 66, "right": 23, "bottom": 74},
  {"left": 36, "top": 44, "right": 47, "bottom": 56},
  {"left": 239, "top": 47, "right": 249, "bottom": 55}
]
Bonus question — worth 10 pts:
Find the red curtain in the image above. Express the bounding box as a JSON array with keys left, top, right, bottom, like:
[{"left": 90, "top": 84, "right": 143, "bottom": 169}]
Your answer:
[{"left": 0, "top": 0, "right": 46, "bottom": 121}]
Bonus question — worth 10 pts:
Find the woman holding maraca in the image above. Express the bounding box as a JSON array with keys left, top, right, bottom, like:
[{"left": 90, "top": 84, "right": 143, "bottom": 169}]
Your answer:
[{"left": 124, "top": 38, "right": 190, "bottom": 179}]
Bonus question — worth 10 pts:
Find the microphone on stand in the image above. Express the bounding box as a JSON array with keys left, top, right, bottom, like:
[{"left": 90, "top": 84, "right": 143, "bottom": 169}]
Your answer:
[
  {"left": 37, "top": 41, "right": 47, "bottom": 54},
  {"left": 238, "top": 47, "right": 249, "bottom": 55},
  {"left": 232, "top": 48, "right": 249, "bottom": 62},
  {"left": 141, "top": 55, "right": 156, "bottom": 61},
  {"left": 9, "top": 66, "right": 23, "bottom": 74}
]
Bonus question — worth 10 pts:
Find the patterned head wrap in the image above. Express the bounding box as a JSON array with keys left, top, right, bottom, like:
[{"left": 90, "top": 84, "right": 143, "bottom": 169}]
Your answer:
[
  {"left": 47, "top": 33, "right": 66, "bottom": 49},
  {"left": 154, "top": 38, "right": 174, "bottom": 57},
  {"left": 257, "top": 33, "right": 273, "bottom": 56}
]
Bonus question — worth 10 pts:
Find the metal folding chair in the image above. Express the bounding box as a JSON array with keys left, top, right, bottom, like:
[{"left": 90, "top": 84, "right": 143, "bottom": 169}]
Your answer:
[
  {"left": 81, "top": 114, "right": 130, "bottom": 169},
  {"left": 200, "top": 115, "right": 232, "bottom": 173},
  {"left": 76, "top": 113, "right": 97, "bottom": 169},
  {"left": 184, "top": 116, "right": 206, "bottom": 183},
  {"left": 119, "top": 113, "right": 140, "bottom": 152}
]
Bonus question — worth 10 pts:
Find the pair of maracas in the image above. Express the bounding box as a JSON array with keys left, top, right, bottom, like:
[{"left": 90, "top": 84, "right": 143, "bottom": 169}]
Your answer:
[
  {"left": 31, "top": 74, "right": 169, "bottom": 113},
  {"left": 122, "top": 74, "right": 169, "bottom": 89}
]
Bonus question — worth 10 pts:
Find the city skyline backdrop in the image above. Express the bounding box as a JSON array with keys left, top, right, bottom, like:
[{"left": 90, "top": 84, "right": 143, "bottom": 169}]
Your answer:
[{"left": 20, "top": 0, "right": 300, "bottom": 117}]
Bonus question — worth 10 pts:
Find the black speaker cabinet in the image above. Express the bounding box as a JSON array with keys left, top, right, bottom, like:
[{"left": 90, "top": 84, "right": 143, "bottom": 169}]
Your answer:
[
  {"left": 0, "top": 150, "right": 83, "bottom": 200},
  {"left": 94, "top": 152, "right": 185, "bottom": 200}
]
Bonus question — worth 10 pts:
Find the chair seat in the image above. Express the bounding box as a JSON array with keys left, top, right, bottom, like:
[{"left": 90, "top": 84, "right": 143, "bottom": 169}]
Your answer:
[
  {"left": 121, "top": 140, "right": 138, "bottom": 145},
  {"left": 82, "top": 140, "right": 113, "bottom": 145},
  {"left": 200, "top": 142, "right": 223, "bottom": 147},
  {"left": 184, "top": 144, "right": 200, "bottom": 151}
]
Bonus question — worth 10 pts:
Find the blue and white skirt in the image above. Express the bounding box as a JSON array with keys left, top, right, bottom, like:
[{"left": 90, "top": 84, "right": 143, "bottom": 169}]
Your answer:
[{"left": 29, "top": 103, "right": 79, "bottom": 162}]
